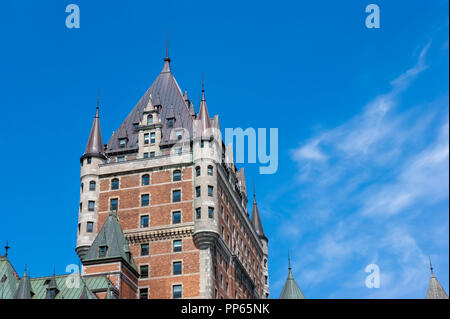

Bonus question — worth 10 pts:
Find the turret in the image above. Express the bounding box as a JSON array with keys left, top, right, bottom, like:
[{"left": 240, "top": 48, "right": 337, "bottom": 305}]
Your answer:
[
  {"left": 279, "top": 252, "right": 305, "bottom": 299},
  {"left": 76, "top": 99, "right": 106, "bottom": 261}
]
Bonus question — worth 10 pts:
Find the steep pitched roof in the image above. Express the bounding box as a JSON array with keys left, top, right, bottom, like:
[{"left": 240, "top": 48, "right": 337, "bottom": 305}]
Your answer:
[
  {"left": 0, "top": 256, "right": 19, "bottom": 299},
  {"left": 82, "top": 105, "right": 105, "bottom": 160},
  {"left": 426, "top": 261, "right": 449, "bottom": 299},
  {"left": 279, "top": 253, "right": 305, "bottom": 299},
  {"left": 13, "top": 269, "right": 33, "bottom": 299},
  {"left": 251, "top": 194, "right": 268, "bottom": 241},
  {"left": 106, "top": 57, "right": 193, "bottom": 152},
  {"left": 83, "top": 211, "right": 137, "bottom": 273}
]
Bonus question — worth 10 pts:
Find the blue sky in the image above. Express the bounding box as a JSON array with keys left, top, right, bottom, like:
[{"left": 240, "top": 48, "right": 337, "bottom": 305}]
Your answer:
[{"left": 0, "top": 1, "right": 448, "bottom": 298}]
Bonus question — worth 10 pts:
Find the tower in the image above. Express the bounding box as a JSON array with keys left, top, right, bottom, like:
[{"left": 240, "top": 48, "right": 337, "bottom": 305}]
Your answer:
[
  {"left": 279, "top": 252, "right": 305, "bottom": 299},
  {"left": 76, "top": 100, "right": 106, "bottom": 260}
]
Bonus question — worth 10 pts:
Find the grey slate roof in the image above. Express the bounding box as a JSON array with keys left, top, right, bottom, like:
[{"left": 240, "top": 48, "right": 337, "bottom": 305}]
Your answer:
[
  {"left": 13, "top": 270, "right": 32, "bottom": 299},
  {"left": 426, "top": 263, "right": 449, "bottom": 299},
  {"left": 106, "top": 58, "right": 193, "bottom": 152},
  {"left": 83, "top": 211, "right": 137, "bottom": 273},
  {"left": 82, "top": 106, "right": 105, "bottom": 160},
  {"left": 279, "top": 255, "right": 305, "bottom": 299},
  {"left": 251, "top": 195, "right": 268, "bottom": 241}
]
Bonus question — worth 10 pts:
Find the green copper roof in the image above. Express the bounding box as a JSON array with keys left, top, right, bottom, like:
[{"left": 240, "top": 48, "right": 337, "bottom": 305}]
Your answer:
[
  {"left": 0, "top": 256, "right": 20, "bottom": 299},
  {"left": 83, "top": 211, "right": 137, "bottom": 272},
  {"left": 29, "top": 274, "right": 100, "bottom": 299},
  {"left": 279, "top": 254, "right": 305, "bottom": 299}
]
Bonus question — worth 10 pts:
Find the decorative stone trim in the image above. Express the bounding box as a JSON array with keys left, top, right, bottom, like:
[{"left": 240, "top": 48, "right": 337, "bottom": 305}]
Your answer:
[{"left": 125, "top": 226, "right": 194, "bottom": 244}]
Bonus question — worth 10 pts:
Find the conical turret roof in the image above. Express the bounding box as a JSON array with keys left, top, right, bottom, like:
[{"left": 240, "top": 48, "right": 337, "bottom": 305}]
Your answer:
[
  {"left": 13, "top": 268, "right": 33, "bottom": 299},
  {"left": 279, "top": 254, "right": 305, "bottom": 299},
  {"left": 251, "top": 193, "right": 267, "bottom": 241},
  {"left": 82, "top": 104, "right": 105, "bottom": 160},
  {"left": 426, "top": 259, "right": 449, "bottom": 299}
]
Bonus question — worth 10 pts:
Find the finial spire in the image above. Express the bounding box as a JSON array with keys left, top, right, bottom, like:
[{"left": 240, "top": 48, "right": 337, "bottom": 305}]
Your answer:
[
  {"left": 4, "top": 241, "right": 10, "bottom": 257},
  {"left": 96, "top": 89, "right": 100, "bottom": 117},
  {"left": 201, "top": 73, "right": 205, "bottom": 101},
  {"left": 288, "top": 250, "right": 291, "bottom": 270},
  {"left": 164, "top": 31, "right": 170, "bottom": 62},
  {"left": 429, "top": 256, "right": 434, "bottom": 275},
  {"left": 253, "top": 180, "right": 256, "bottom": 201}
]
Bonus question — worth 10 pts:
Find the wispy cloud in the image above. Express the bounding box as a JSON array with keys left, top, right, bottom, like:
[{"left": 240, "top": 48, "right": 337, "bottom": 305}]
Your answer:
[{"left": 280, "top": 41, "right": 449, "bottom": 298}]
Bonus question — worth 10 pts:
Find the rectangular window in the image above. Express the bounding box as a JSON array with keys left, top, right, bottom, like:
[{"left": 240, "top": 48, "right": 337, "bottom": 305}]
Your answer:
[
  {"left": 119, "top": 138, "right": 126, "bottom": 148},
  {"left": 143, "top": 152, "right": 149, "bottom": 158},
  {"left": 195, "top": 186, "right": 201, "bottom": 198},
  {"left": 176, "top": 131, "right": 182, "bottom": 140},
  {"left": 118, "top": 156, "right": 125, "bottom": 162},
  {"left": 168, "top": 119, "right": 174, "bottom": 128},
  {"left": 173, "top": 261, "right": 182, "bottom": 275},
  {"left": 144, "top": 133, "right": 149, "bottom": 144},
  {"left": 139, "top": 288, "right": 148, "bottom": 299},
  {"left": 173, "top": 240, "right": 182, "bottom": 252},
  {"left": 207, "top": 166, "right": 213, "bottom": 176},
  {"left": 99, "top": 246, "right": 107, "bottom": 257},
  {"left": 87, "top": 222, "right": 94, "bottom": 233},
  {"left": 89, "top": 182, "right": 95, "bottom": 191},
  {"left": 150, "top": 152, "right": 155, "bottom": 158},
  {"left": 173, "top": 285, "right": 182, "bottom": 299},
  {"left": 140, "top": 215, "right": 149, "bottom": 228},
  {"left": 196, "top": 208, "right": 201, "bottom": 219},
  {"left": 88, "top": 201, "right": 95, "bottom": 212},
  {"left": 208, "top": 185, "right": 214, "bottom": 197},
  {"left": 150, "top": 132, "right": 156, "bottom": 144},
  {"left": 200, "top": 140, "right": 204, "bottom": 148},
  {"left": 172, "top": 190, "right": 181, "bottom": 203},
  {"left": 87, "top": 157, "right": 91, "bottom": 164},
  {"left": 176, "top": 147, "right": 182, "bottom": 155},
  {"left": 172, "top": 211, "right": 181, "bottom": 224},
  {"left": 141, "top": 243, "right": 149, "bottom": 256},
  {"left": 140, "top": 265, "right": 149, "bottom": 279},
  {"left": 110, "top": 198, "right": 118, "bottom": 211},
  {"left": 208, "top": 207, "right": 214, "bottom": 219},
  {"left": 134, "top": 123, "right": 139, "bottom": 132},
  {"left": 141, "top": 194, "right": 150, "bottom": 207}
]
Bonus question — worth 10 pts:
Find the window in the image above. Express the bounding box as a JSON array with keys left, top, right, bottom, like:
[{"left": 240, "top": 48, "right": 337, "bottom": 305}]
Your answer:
[
  {"left": 87, "top": 157, "right": 91, "bottom": 164},
  {"left": 118, "top": 156, "right": 125, "bottom": 162},
  {"left": 173, "top": 170, "right": 181, "bottom": 182},
  {"left": 173, "top": 261, "right": 182, "bottom": 275},
  {"left": 140, "top": 265, "right": 149, "bottom": 279},
  {"left": 208, "top": 185, "right": 214, "bottom": 197},
  {"left": 264, "top": 259, "right": 267, "bottom": 268},
  {"left": 173, "top": 285, "right": 182, "bottom": 299},
  {"left": 48, "top": 289, "right": 57, "bottom": 299},
  {"left": 176, "top": 131, "right": 182, "bottom": 140},
  {"left": 200, "top": 140, "right": 204, "bottom": 148},
  {"left": 168, "top": 118, "right": 174, "bottom": 128},
  {"left": 87, "top": 222, "right": 94, "bottom": 233},
  {"left": 110, "top": 198, "right": 118, "bottom": 211},
  {"left": 172, "top": 211, "right": 181, "bottom": 224},
  {"left": 141, "top": 194, "right": 150, "bottom": 207},
  {"left": 81, "top": 183, "right": 84, "bottom": 192},
  {"left": 176, "top": 147, "right": 182, "bottom": 155},
  {"left": 111, "top": 178, "right": 119, "bottom": 190},
  {"left": 142, "top": 174, "right": 150, "bottom": 186},
  {"left": 207, "top": 165, "right": 213, "bottom": 176},
  {"left": 195, "top": 186, "right": 201, "bottom": 198},
  {"left": 172, "top": 190, "right": 181, "bottom": 202},
  {"left": 139, "top": 288, "right": 148, "bottom": 299},
  {"left": 144, "top": 133, "right": 149, "bottom": 144},
  {"left": 119, "top": 138, "right": 126, "bottom": 148},
  {"left": 195, "top": 166, "right": 201, "bottom": 177},
  {"left": 208, "top": 207, "right": 214, "bottom": 219},
  {"left": 134, "top": 123, "right": 139, "bottom": 132},
  {"left": 99, "top": 246, "right": 108, "bottom": 257},
  {"left": 150, "top": 152, "right": 155, "bottom": 158},
  {"left": 88, "top": 201, "right": 95, "bottom": 212},
  {"left": 265, "top": 276, "right": 268, "bottom": 285},
  {"left": 79, "top": 202, "right": 82, "bottom": 212},
  {"left": 173, "top": 240, "right": 182, "bottom": 252},
  {"left": 147, "top": 115, "right": 153, "bottom": 125},
  {"left": 196, "top": 208, "right": 201, "bottom": 219},
  {"left": 141, "top": 243, "right": 149, "bottom": 256},
  {"left": 140, "top": 215, "right": 149, "bottom": 228},
  {"left": 150, "top": 132, "right": 156, "bottom": 144},
  {"left": 143, "top": 152, "right": 149, "bottom": 158},
  {"left": 89, "top": 181, "right": 96, "bottom": 191}
]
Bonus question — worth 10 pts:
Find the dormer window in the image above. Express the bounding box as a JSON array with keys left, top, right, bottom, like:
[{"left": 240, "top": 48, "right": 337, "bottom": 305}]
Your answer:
[
  {"left": 176, "top": 131, "right": 182, "bottom": 140},
  {"left": 134, "top": 123, "right": 139, "bottom": 132},
  {"left": 168, "top": 118, "right": 174, "bottom": 128},
  {"left": 119, "top": 138, "right": 127, "bottom": 149},
  {"left": 99, "top": 246, "right": 108, "bottom": 257},
  {"left": 147, "top": 115, "right": 153, "bottom": 125},
  {"left": 48, "top": 288, "right": 57, "bottom": 299}
]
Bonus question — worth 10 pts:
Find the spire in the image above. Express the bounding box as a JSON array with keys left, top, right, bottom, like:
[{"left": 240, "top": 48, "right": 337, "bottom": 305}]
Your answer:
[
  {"left": 279, "top": 254, "right": 305, "bottom": 299},
  {"left": 13, "top": 266, "right": 33, "bottom": 299},
  {"left": 197, "top": 76, "right": 211, "bottom": 133},
  {"left": 162, "top": 33, "right": 171, "bottom": 73},
  {"left": 426, "top": 259, "right": 449, "bottom": 299},
  {"left": 82, "top": 94, "right": 105, "bottom": 161},
  {"left": 4, "top": 241, "right": 10, "bottom": 257},
  {"left": 251, "top": 190, "right": 268, "bottom": 241}
]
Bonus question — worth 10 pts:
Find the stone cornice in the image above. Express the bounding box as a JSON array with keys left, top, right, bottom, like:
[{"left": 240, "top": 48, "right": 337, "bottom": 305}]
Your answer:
[{"left": 125, "top": 226, "right": 194, "bottom": 244}]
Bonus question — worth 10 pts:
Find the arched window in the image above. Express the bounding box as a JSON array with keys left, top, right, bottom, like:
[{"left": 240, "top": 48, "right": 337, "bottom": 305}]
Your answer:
[
  {"left": 147, "top": 115, "right": 153, "bottom": 125},
  {"left": 173, "top": 170, "right": 181, "bottom": 182},
  {"left": 89, "top": 181, "right": 96, "bottom": 191},
  {"left": 195, "top": 166, "right": 201, "bottom": 177},
  {"left": 142, "top": 174, "right": 150, "bottom": 186},
  {"left": 111, "top": 178, "right": 119, "bottom": 190},
  {"left": 207, "top": 165, "right": 213, "bottom": 176},
  {"left": 81, "top": 183, "right": 84, "bottom": 192}
]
